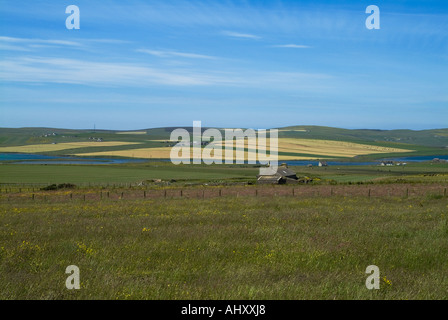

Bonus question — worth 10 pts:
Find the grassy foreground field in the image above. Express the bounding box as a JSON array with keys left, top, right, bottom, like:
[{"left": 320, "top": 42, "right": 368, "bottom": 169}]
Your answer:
[{"left": 1, "top": 188, "right": 447, "bottom": 299}]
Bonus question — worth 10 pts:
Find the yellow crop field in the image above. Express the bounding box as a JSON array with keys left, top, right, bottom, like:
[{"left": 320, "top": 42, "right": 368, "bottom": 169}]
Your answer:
[
  {"left": 206, "top": 138, "right": 413, "bottom": 159},
  {"left": 76, "top": 146, "right": 303, "bottom": 161},
  {"left": 277, "top": 129, "right": 308, "bottom": 132},
  {"left": 277, "top": 138, "right": 414, "bottom": 157},
  {"left": 76, "top": 147, "right": 172, "bottom": 159},
  {"left": 116, "top": 131, "right": 147, "bottom": 135},
  {"left": 67, "top": 138, "right": 413, "bottom": 161},
  {"left": 0, "top": 141, "right": 141, "bottom": 153}
]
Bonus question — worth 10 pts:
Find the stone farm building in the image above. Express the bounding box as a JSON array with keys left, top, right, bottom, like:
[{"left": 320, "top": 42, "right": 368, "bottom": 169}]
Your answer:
[{"left": 257, "top": 164, "right": 311, "bottom": 184}]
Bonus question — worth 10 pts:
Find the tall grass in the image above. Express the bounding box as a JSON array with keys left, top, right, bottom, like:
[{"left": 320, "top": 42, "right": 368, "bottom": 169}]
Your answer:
[{"left": 1, "top": 195, "right": 447, "bottom": 299}]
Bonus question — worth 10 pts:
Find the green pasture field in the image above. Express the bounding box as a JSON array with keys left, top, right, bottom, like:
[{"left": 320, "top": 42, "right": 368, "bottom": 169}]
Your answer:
[
  {"left": 0, "top": 163, "right": 259, "bottom": 185},
  {"left": 0, "top": 162, "right": 447, "bottom": 186},
  {"left": 0, "top": 192, "right": 447, "bottom": 299}
]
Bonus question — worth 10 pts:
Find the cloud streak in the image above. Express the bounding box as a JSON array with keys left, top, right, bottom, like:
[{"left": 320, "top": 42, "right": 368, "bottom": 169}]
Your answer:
[
  {"left": 0, "top": 57, "right": 220, "bottom": 86},
  {"left": 0, "top": 36, "right": 132, "bottom": 53},
  {"left": 0, "top": 36, "right": 83, "bottom": 47},
  {"left": 272, "top": 44, "right": 312, "bottom": 49},
  {"left": 0, "top": 56, "right": 333, "bottom": 91},
  {"left": 137, "top": 49, "right": 217, "bottom": 60},
  {"left": 222, "top": 31, "right": 261, "bottom": 39}
]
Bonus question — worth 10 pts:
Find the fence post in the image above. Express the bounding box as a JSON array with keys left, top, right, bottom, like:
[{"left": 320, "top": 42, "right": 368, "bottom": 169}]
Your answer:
[
  {"left": 144, "top": 190, "right": 146, "bottom": 198},
  {"left": 219, "top": 189, "right": 222, "bottom": 197},
  {"left": 368, "top": 189, "right": 371, "bottom": 198}
]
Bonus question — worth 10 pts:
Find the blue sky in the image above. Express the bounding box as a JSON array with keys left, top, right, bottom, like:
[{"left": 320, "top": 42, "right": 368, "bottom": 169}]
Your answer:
[{"left": 0, "top": 0, "right": 447, "bottom": 130}]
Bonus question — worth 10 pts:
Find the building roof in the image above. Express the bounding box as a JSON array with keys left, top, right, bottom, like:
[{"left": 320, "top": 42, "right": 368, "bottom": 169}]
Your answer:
[
  {"left": 258, "top": 164, "right": 297, "bottom": 178},
  {"left": 277, "top": 166, "right": 297, "bottom": 177},
  {"left": 257, "top": 175, "right": 282, "bottom": 182}
]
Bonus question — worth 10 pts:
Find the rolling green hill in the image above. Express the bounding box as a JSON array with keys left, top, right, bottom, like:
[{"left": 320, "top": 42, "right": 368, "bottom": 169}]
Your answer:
[
  {"left": 276, "top": 125, "right": 448, "bottom": 148},
  {"left": 0, "top": 126, "right": 447, "bottom": 160}
]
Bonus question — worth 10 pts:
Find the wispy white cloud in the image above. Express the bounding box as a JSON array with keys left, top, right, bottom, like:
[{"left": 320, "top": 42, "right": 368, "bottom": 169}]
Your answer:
[
  {"left": 0, "top": 43, "right": 31, "bottom": 52},
  {"left": 272, "top": 44, "right": 312, "bottom": 49},
  {"left": 0, "top": 36, "right": 83, "bottom": 47},
  {"left": 222, "top": 31, "right": 261, "bottom": 40},
  {"left": 0, "top": 57, "right": 222, "bottom": 86},
  {"left": 137, "top": 49, "right": 217, "bottom": 60},
  {"left": 0, "top": 56, "right": 333, "bottom": 91},
  {"left": 0, "top": 36, "right": 85, "bottom": 52},
  {"left": 82, "top": 39, "right": 131, "bottom": 44},
  {"left": 0, "top": 36, "right": 130, "bottom": 53}
]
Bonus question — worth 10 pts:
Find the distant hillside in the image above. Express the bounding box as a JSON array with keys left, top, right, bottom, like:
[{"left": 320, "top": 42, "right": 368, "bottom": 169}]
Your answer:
[
  {"left": 276, "top": 126, "right": 448, "bottom": 148},
  {"left": 0, "top": 125, "right": 447, "bottom": 148},
  {"left": 0, "top": 126, "right": 447, "bottom": 161},
  {"left": 146, "top": 126, "right": 448, "bottom": 148}
]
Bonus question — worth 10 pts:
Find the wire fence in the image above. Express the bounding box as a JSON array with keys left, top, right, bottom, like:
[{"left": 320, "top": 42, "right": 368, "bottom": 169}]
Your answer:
[{"left": 0, "top": 183, "right": 447, "bottom": 203}]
